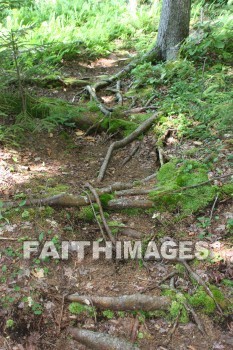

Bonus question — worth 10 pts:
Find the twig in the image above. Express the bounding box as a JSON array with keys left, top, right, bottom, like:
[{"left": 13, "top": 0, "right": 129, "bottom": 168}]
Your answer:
[
  {"left": 85, "top": 183, "right": 116, "bottom": 244},
  {"left": 84, "top": 117, "right": 104, "bottom": 136},
  {"left": 122, "top": 142, "right": 140, "bottom": 166},
  {"left": 0, "top": 237, "right": 18, "bottom": 241},
  {"left": 124, "top": 105, "right": 157, "bottom": 115},
  {"left": 145, "top": 94, "right": 157, "bottom": 107},
  {"left": 210, "top": 193, "right": 219, "bottom": 222},
  {"left": 159, "top": 271, "right": 178, "bottom": 285},
  {"left": 140, "top": 173, "right": 156, "bottom": 183},
  {"left": 163, "top": 311, "right": 180, "bottom": 346},
  {"left": 155, "top": 172, "right": 233, "bottom": 197},
  {"left": 57, "top": 294, "right": 66, "bottom": 335},
  {"left": 97, "top": 113, "right": 158, "bottom": 182},
  {"left": 82, "top": 188, "right": 107, "bottom": 242},
  {"left": 182, "top": 300, "right": 205, "bottom": 334},
  {"left": 178, "top": 259, "right": 223, "bottom": 314}
]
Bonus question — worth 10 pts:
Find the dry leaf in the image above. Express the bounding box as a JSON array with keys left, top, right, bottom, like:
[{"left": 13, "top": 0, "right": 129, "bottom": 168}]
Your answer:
[
  {"left": 32, "top": 268, "right": 44, "bottom": 279},
  {"left": 75, "top": 130, "right": 84, "bottom": 136}
]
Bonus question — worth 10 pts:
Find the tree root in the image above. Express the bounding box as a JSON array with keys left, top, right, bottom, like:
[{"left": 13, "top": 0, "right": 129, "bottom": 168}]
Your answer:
[
  {"left": 67, "top": 293, "right": 171, "bottom": 311},
  {"left": 68, "top": 327, "right": 141, "bottom": 350},
  {"left": 122, "top": 142, "right": 140, "bottom": 166},
  {"left": 178, "top": 259, "right": 223, "bottom": 314},
  {"left": 85, "top": 85, "right": 113, "bottom": 116},
  {"left": 124, "top": 106, "right": 157, "bottom": 116},
  {"left": 97, "top": 113, "right": 158, "bottom": 182},
  {"left": 85, "top": 183, "right": 116, "bottom": 244}
]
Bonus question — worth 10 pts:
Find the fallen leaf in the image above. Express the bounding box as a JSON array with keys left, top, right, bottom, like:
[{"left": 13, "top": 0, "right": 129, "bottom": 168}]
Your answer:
[
  {"left": 32, "top": 268, "right": 44, "bottom": 279},
  {"left": 75, "top": 130, "right": 84, "bottom": 136}
]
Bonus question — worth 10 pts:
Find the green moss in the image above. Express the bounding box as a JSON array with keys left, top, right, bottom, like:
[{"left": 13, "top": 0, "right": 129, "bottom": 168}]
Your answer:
[
  {"left": 187, "top": 285, "right": 226, "bottom": 314},
  {"left": 39, "top": 206, "right": 54, "bottom": 218},
  {"left": 69, "top": 302, "right": 95, "bottom": 317},
  {"left": 99, "top": 193, "right": 114, "bottom": 208},
  {"left": 220, "top": 183, "right": 233, "bottom": 196},
  {"left": 120, "top": 208, "right": 144, "bottom": 216},
  {"left": 101, "top": 117, "right": 138, "bottom": 137},
  {"left": 150, "top": 160, "right": 217, "bottom": 214},
  {"left": 45, "top": 184, "right": 70, "bottom": 196},
  {"left": 78, "top": 205, "right": 97, "bottom": 222}
]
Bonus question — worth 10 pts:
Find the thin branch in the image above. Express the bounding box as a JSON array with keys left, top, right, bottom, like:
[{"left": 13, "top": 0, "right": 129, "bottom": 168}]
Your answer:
[
  {"left": 85, "top": 183, "right": 116, "bottom": 244},
  {"left": 97, "top": 113, "right": 158, "bottom": 182}
]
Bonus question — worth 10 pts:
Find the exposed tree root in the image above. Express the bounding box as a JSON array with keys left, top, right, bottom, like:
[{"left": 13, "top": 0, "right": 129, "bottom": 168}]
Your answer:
[
  {"left": 97, "top": 113, "right": 158, "bottom": 182},
  {"left": 115, "top": 80, "right": 123, "bottom": 105},
  {"left": 122, "top": 142, "right": 140, "bottom": 166},
  {"left": 67, "top": 293, "right": 171, "bottom": 311},
  {"left": 82, "top": 188, "right": 108, "bottom": 242},
  {"left": 108, "top": 198, "right": 153, "bottom": 209},
  {"left": 85, "top": 183, "right": 116, "bottom": 244},
  {"left": 68, "top": 327, "right": 140, "bottom": 350},
  {"left": 85, "top": 85, "right": 113, "bottom": 116},
  {"left": 2, "top": 193, "right": 154, "bottom": 210},
  {"left": 178, "top": 259, "right": 223, "bottom": 314},
  {"left": 124, "top": 106, "right": 157, "bottom": 116}
]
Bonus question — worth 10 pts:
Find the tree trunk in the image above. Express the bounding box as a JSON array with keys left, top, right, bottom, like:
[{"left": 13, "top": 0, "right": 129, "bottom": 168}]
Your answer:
[{"left": 155, "top": 0, "right": 191, "bottom": 61}]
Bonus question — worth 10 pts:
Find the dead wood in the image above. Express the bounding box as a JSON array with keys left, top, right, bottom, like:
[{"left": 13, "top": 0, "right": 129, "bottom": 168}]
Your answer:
[
  {"left": 124, "top": 106, "right": 157, "bottom": 116},
  {"left": 82, "top": 188, "right": 108, "bottom": 242},
  {"left": 107, "top": 198, "right": 154, "bottom": 209},
  {"left": 67, "top": 293, "right": 171, "bottom": 311},
  {"left": 116, "top": 80, "right": 123, "bottom": 105},
  {"left": 85, "top": 183, "right": 116, "bottom": 244},
  {"left": 68, "top": 327, "right": 140, "bottom": 350},
  {"left": 2, "top": 193, "right": 154, "bottom": 211},
  {"left": 97, "top": 113, "right": 158, "bottom": 182},
  {"left": 178, "top": 259, "right": 223, "bottom": 314},
  {"left": 118, "top": 228, "right": 143, "bottom": 239},
  {"left": 85, "top": 85, "right": 113, "bottom": 116},
  {"left": 115, "top": 188, "right": 152, "bottom": 196},
  {"left": 122, "top": 142, "right": 140, "bottom": 166}
]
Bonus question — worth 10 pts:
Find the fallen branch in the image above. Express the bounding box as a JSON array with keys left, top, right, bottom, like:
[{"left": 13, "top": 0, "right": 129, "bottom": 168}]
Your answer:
[
  {"left": 178, "top": 259, "right": 223, "bottom": 314},
  {"left": 115, "top": 188, "right": 152, "bottom": 196},
  {"left": 0, "top": 237, "right": 18, "bottom": 241},
  {"left": 83, "top": 188, "right": 107, "bottom": 242},
  {"left": 124, "top": 106, "right": 157, "bottom": 116},
  {"left": 67, "top": 293, "right": 170, "bottom": 311},
  {"left": 182, "top": 300, "right": 205, "bottom": 335},
  {"left": 85, "top": 183, "right": 116, "bottom": 244},
  {"left": 68, "top": 327, "right": 140, "bottom": 350},
  {"left": 122, "top": 143, "right": 140, "bottom": 166},
  {"left": 97, "top": 113, "right": 158, "bottom": 182},
  {"left": 2, "top": 173, "right": 231, "bottom": 210},
  {"left": 156, "top": 172, "right": 233, "bottom": 197},
  {"left": 145, "top": 94, "right": 157, "bottom": 107},
  {"left": 108, "top": 198, "right": 154, "bottom": 209}
]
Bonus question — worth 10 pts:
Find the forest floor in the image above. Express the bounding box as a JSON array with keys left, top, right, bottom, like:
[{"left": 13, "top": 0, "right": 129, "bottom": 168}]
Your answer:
[{"left": 0, "top": 53, "right": 232, "bottom": 350}]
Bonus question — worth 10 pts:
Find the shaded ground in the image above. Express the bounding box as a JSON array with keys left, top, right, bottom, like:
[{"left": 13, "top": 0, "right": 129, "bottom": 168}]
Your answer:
[{"left": 0, "top": 54, "right": 232, "bottom": 350}]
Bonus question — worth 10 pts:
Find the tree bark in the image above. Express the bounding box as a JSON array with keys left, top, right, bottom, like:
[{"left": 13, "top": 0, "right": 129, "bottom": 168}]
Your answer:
[{"left": 152, "top": 0, "right": 191, "bottom": 61}]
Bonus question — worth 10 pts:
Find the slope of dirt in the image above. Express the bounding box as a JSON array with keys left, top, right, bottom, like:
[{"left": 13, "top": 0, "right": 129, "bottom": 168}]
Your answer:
[{"left": 0, "top": 54, "right": 232, "bottom": 350}]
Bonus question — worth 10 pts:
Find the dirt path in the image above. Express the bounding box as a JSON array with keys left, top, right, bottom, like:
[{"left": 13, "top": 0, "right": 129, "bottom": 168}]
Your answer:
[{"left": 0, "top": 55, "right": 232, "bottom": 350}]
